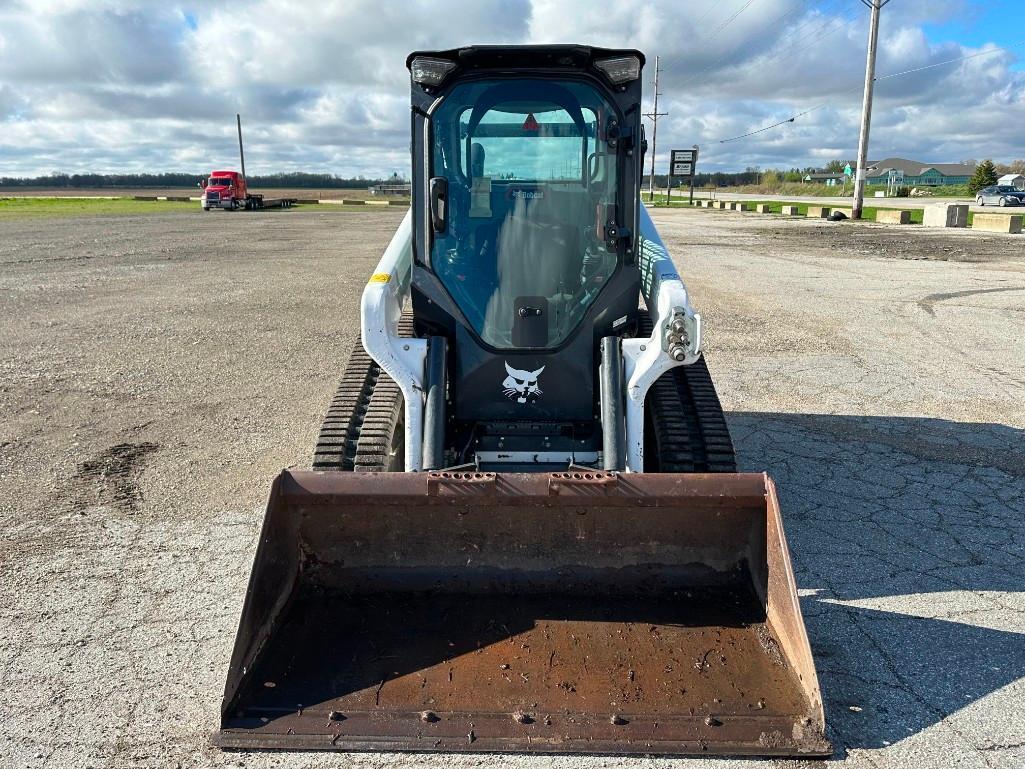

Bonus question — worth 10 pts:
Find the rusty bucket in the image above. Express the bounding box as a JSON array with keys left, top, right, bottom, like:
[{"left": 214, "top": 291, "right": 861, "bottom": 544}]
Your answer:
[{"left": 215, "top": 470, "right": 830, "bottom": 757}]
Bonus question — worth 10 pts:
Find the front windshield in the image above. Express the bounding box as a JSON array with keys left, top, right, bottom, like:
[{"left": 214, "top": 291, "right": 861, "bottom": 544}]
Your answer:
[
  {"left": 430, "top": 78, "right": 620, "bottom": 349},
  {"left": 208, "top": 177, "right": 232, "bottom": 187}
]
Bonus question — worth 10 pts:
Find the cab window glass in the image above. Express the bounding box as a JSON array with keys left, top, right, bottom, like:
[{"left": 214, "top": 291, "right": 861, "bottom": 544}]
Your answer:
[{"left": 430, "top": 79, "right": 620, "bottom": 349}]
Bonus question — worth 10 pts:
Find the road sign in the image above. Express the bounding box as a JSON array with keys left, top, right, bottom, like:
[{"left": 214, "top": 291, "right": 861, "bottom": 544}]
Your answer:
[
  {"left": 669, "top": 147, "right": 699, "bottom": 204},
  {"left": 844, "top": 163, "right": 853, "bottom": 177}
]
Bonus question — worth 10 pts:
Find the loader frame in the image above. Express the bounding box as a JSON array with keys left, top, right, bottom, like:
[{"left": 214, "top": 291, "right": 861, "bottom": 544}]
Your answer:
[{"left": 217, "top": 44, "right": 832, "bottom": 761}]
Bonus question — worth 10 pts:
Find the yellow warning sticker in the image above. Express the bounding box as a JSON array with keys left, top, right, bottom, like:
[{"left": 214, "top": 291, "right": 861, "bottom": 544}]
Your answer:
[{"left": 369, "top": 273, "right": 391, "bottom": 284}]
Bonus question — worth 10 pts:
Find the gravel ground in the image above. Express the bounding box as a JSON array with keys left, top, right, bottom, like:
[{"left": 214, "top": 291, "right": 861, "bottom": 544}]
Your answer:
[{"left": 1, "top": 207, "right": 1023, "bottom": 769}]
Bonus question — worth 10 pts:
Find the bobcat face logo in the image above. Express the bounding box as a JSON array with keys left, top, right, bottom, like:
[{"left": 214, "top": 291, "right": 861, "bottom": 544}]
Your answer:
[{"left": 503, "top": 362, "right": 544, "bottom": 404}]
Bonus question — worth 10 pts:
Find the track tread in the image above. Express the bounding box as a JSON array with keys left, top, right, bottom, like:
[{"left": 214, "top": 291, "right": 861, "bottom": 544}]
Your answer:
[
  {"left": 311, "top": 315, "right": 412, "bottom": 472},
  {"left": 641, "top": 313, "right": 737, "bottom": 473}
]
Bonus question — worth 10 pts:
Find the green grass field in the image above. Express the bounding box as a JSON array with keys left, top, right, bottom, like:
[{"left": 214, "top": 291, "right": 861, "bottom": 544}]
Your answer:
[
  {"left": 0, "top": 197, "right": 198, "bottom": 219},
  {"left": 0, "top": 196, "right": 410, "bottom": 219}
]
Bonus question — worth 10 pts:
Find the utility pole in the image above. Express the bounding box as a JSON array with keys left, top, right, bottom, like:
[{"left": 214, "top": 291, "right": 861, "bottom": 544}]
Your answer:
[
  {"left": 236, "top": 113, "right": 247, "bottom": 181},
  {"left": 852, "top": 0, "right": 889, "bottom": 220},
  {"left": 644, "top": 55, "right": 668, "bottom": 202}
]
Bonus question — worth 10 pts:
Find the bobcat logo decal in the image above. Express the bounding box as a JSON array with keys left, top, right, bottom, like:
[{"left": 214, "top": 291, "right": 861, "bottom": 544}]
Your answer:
[{"left": 503, "top": 362, "right": 545, "bottom": 404}]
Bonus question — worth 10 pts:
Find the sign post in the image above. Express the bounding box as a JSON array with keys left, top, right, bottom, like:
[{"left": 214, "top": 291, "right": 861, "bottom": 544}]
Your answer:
[{"left": 670, "top": 147, "right": 699, "bottom": 205}]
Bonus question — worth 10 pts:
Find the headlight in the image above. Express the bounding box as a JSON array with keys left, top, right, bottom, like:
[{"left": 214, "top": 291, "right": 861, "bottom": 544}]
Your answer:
[
  {"left": 594, "top": 55, "right": 642, "bottom": 84},
  {"left": 410, "top": 57, "right": 457, "bottom": 86}
]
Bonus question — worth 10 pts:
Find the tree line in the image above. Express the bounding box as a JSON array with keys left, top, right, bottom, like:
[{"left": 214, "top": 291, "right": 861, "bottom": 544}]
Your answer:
[{"left": 0, "top": 172, "right": 407, "bottom": 189}]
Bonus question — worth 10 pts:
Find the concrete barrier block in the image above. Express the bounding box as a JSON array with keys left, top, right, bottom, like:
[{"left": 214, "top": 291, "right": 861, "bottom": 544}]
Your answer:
[
  {"left": 704, "top": 200, "right": 717, "bottom": 208},
  {"left": 295, "top": 198, "right": 320, "bottom": 204},
  {"left": 755, "top": 204, "right": 772, "bottom": 213},
  {"left": 806, "top": 206, "right": 831, "bottom": 218},
  {"left": 972, "top": 213, "right": 1023, "bottom": 234},
  {"left": 781, "top": 205, "right": 800, "bottom": 215},
  {"left": 341, "top": 199, "right": 367, "bottom": 205},
  {"left": 716, "top": 201, "right": 730, "bottom": 209},
  {"left": 133, "top": 195, "right": 158, "bottom": 201},
  {"left": 876, "top": 209, "right": 912, "bottom": 225},
  {"left": 923, "top": 204, "right": 969, "bottom": 228}
]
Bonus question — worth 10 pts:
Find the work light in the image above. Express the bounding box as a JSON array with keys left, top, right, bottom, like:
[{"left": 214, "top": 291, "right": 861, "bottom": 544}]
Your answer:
[
  {"left": 410, "top": 57, "right": 457, "bottom": 86},
  {"left": 594, "top": 55, "right": 641, "bottom": 84}
]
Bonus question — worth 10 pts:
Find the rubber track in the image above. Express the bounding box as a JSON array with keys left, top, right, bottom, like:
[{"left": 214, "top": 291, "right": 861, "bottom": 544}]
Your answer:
[
  {"left": 311, "top": 315, "right": 412, "bottom": 472},
  {"left": 641, "top": 313, "right": 737, "bottom": 473}
]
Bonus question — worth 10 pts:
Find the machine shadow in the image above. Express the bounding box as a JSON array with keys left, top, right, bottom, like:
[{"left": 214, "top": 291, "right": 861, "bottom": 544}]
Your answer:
[{"left": 727, "top": 411, "right": 1025, "bottom": 752}]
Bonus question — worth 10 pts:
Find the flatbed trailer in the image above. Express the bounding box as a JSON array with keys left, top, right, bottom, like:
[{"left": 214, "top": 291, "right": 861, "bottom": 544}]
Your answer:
[{"left": 238, "top": 195, "right": 298, "bottom": 210}]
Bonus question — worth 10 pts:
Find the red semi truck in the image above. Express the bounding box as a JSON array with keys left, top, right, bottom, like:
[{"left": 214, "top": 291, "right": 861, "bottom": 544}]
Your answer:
[
  {"left": 199, "top": 115, "right": 296, "bottom": 211},
  {"left": 200, "top": 170, "right": 259, "bottom": 210}
]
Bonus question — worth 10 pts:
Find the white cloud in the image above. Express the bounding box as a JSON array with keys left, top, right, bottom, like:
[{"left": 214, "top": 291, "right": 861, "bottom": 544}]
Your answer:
[{"left": 0, "top": 0, "right": 1021, "bottom": 177}]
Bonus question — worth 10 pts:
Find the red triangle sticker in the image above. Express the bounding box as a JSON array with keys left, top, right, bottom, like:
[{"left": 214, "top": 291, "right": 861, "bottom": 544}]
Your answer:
[{"left": 522, "top": 112, "right": 539, "bottom": 131}]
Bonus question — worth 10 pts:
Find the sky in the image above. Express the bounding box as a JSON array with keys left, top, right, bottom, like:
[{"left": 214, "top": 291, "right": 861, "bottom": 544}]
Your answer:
[{"left": 0, "top": 0, "right": 1023, "bottom": 178}]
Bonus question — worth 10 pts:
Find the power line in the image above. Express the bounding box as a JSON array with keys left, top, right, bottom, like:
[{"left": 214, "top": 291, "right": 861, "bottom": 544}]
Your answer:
[
  {"left": 718, "top": 36, "right": 1025, "bottom": 144},
  {"left": 762, "top": 0, "right": 845, "bottom": 54},
  {"left": 875, "top": 42, "right": 1025, "bottom": 81},
  {"left": 684, "top": 0, "right": 814, "bottom": 84},
  {"left": 707, "top": 0, "right": 760, "bottom": 39},
  {"left": 747, "top": 1, "right": 861, "bottom": 75},
  {"left": 691, "top": 0, "right": 729, "bottom": 29}
]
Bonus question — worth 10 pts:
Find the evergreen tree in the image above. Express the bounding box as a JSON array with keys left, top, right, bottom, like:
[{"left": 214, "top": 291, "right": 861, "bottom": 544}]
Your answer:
[{"left": 968, "top": 159, "right": 998, "bottom": 193}]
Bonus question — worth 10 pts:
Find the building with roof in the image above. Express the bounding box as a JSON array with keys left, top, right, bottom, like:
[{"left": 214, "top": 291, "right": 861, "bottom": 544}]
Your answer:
[
  {"left": 997, "top": 173, "right": 1025, "bottom": 190},
  {"left": 369, "top": 173, "right": 411, "bottom": 196},
  {"left": 864, "top": 158, "right": 974, "bottom": 187},
  {"left": 807, "top": 172, "right": 846, "bottom": 186}
]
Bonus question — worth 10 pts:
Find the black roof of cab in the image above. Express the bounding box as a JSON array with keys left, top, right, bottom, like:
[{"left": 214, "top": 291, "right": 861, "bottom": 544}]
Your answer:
[{"left": 406, "top": 45, "right": 645, "bottom": 81}]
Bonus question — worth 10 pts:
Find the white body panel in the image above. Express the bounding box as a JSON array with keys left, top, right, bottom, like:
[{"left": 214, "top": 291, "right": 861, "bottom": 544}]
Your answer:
[
  {"left": 620, "top": 205, "right": 702, "bottom": 472},
  {"left": 360, "top": 209, "right": 428, "bottom": 471}
]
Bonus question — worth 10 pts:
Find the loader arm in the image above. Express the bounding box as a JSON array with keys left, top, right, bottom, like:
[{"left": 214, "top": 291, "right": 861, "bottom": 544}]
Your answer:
[
  {"left": 621, "top": 204, "right": 702, "bottom": 471},
  {"left": 360, "top": 209, "right": 427, "bottom": 471}
]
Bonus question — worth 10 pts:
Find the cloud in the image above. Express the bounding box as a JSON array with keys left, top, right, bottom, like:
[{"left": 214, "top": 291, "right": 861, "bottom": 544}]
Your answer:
[{"left": 0, "top": 0, "right": 1021, "bottom": 177}]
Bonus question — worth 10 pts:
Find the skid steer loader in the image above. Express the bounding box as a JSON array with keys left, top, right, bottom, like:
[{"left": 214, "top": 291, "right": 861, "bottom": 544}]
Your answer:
[{"left": 215, "top": 45, "right": 830, "bottom": 757}]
